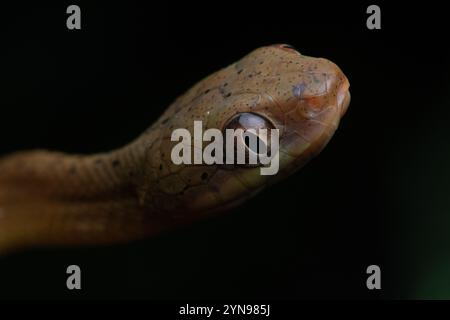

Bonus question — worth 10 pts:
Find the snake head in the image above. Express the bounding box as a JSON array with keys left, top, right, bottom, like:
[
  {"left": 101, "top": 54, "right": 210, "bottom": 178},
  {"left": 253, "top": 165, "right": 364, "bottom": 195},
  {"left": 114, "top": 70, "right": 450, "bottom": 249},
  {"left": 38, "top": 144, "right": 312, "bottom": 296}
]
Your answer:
[
  {"left": 143, "top": 44, "right": 350, "bottom": 217},
  {"left": 238, "top": 44, "right": 352, "bottom": 177}
]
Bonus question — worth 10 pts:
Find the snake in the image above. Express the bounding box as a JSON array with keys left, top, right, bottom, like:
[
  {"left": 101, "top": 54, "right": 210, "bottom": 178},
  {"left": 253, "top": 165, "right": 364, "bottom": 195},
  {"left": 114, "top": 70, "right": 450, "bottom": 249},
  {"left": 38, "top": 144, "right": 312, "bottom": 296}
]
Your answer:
[{"left": 0, "top": 44, "right": 350, "bottom": 253}]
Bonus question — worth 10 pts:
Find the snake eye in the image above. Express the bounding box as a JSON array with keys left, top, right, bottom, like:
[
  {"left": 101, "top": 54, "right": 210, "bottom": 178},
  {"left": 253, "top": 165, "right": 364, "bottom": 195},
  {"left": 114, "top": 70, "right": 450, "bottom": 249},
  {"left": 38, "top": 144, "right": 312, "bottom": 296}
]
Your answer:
[
  {"left": 223, "top": 113, "right": 276, "bottom": 166},
  {"left": 280, "top": 44, "right": 296, "bottom": 50},
  {"left": 224, "top": 112, "right": 274, "bottom": 132},
  {"left": 271, "top": 44, "right": 300, "bottom": 54}
]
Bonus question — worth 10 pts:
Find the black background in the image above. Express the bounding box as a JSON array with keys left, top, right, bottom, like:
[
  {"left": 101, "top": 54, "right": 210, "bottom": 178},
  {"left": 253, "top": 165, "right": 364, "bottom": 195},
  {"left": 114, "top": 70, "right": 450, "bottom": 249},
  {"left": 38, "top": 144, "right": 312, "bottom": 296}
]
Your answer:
[{"left": 0, "top": 1, "right": 449, "bottom": 299}]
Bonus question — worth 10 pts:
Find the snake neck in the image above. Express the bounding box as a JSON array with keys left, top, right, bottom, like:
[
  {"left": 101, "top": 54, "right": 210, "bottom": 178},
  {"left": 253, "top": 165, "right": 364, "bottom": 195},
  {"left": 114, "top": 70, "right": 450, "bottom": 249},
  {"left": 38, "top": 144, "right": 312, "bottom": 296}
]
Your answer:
[
  {"left": 0, "top": 128, "right": 170, "bottom": 252},
  {"left": 0, "top": 131, "right": 158, "bottom": 203}
]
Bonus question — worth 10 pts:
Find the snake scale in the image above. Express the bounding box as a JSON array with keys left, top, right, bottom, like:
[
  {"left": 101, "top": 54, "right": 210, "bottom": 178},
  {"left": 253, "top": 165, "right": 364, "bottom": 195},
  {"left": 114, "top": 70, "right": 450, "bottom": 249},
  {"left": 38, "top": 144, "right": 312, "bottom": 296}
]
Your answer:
[{"left": 0, "top": 44, "right": 350, "bottom": 253}]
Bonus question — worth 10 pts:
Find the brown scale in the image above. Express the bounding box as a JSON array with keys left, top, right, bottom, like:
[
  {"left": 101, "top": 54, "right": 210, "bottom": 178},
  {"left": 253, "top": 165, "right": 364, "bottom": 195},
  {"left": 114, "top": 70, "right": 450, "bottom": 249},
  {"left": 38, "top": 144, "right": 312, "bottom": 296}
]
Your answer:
[{"left": 0, "top": 44, "right": 350, "bottom": 253}]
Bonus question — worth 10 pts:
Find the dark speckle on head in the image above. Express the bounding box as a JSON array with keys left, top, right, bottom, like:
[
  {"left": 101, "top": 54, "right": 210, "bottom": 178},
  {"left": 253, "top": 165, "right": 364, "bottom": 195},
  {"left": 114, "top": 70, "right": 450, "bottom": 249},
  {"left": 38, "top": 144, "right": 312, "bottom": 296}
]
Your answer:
[
  {"left": 112, "top": 160, "right": 120, "bottom": 167},
  {"left": 180, "top": 185, "right": 189, "bottom": 195},
  {"left": 201, "top": 172, "right": 208, "bottom": 180},
  {"left": 69, "top": 166, "right": 77, "bottom": 175},
  {"left": 292, "top": 83, "right": 307, "bottom": 98}
]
